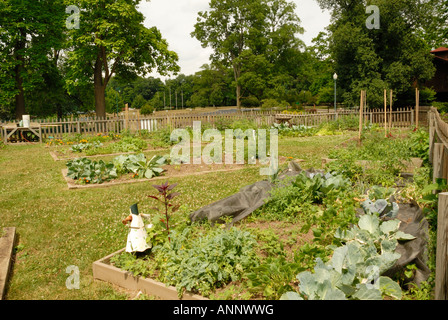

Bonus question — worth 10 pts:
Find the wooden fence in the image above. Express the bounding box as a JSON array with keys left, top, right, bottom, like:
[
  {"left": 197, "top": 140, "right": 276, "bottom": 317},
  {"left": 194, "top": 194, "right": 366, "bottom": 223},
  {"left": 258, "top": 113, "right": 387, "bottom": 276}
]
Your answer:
[
  {"left": 0, "top": 107, "right": 428, "bottom": 142},
  {"left": 279, "top": 107, "right": 427, "bottom": 128},
  {"left": 428, "top": 107, "right": 448, "bottom": 300}
]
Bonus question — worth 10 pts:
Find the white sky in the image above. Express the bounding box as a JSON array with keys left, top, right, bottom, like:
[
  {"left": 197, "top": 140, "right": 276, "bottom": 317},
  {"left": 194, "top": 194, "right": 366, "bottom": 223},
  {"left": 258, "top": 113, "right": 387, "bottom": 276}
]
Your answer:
[{"left": 138, "top": 0, "right": 331, "bottom": 80}]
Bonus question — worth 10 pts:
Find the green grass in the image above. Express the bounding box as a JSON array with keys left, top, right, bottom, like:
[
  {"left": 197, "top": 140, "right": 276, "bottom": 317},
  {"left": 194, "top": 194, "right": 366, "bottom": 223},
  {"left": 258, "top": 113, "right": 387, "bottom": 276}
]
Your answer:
[{"left": 0, "top": 132, "right": 357, "bottom": 299}]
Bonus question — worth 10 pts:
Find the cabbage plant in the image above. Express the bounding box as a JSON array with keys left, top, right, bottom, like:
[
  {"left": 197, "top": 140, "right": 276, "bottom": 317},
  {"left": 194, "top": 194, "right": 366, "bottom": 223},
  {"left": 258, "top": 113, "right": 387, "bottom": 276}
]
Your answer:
[
  {"left": 113, "top": 153, "right": 166, "bottom": 179},
  {"left": 281, "top": 211, "right": 415, "bottom": 300}
]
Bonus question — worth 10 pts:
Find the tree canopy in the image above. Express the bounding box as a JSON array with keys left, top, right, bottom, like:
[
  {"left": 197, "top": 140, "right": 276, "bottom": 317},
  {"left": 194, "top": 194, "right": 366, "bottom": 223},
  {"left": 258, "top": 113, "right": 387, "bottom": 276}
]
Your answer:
[
  {"left": 0, "top": 0, "right": 446, "bottom": 119},
  {"left": 64, "top": 0, "right": 179, "bottom": 117}
]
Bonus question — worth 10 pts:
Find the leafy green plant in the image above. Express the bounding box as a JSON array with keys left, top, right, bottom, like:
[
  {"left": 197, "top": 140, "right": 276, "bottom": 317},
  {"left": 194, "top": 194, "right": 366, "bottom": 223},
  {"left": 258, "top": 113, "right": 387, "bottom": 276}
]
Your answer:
[
  {"left": 408, "top": 128, "right": 429, "bottom": 164},
  {"left": 151, "top": 226, "right": 259, "bottom": 297},
  {"left": 110, "top": 251, "right": 154, "bottom": 278},
  {"left": 261, "top": 171, "right": 351, "bottom": 221},
  {"left": 111, "top": 136, "right": 148, "bottom": 153},
  {"left": 70, "top": 141, "right": 103, "bottom": 153},
  {"left": 271, "top": 122, "right": 317, "bottom": 137},
  {"left": 246, "top": 256, "right": 304, "bottom": 299},
  {"left": 282, "top": 212, "right": 415, "bottom": 300},
  {"left": 146, "top": 128, "right": 177, "bottom": 148},
  {"left": 66, "top": 158, "right": 117, "bottom": 184},
  {"left": 326, "top": 130, "right": 420, "bottom": 187},
  {"left": 254, "top": 229, "right": 286, "bottom": 258},
  {"left": 361, "top": 198, "right": 399, "bottom": 220},
  {"left": 83, "top": 136, "right": 148, "bottom": 156},
  {"left": 113, "top": 154, "right": 166, "bottom": 179}
]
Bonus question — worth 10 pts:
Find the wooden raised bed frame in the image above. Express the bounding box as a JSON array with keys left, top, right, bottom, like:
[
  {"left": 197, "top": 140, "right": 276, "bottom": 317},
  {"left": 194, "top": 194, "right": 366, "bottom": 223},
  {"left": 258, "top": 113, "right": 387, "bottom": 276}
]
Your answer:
[{"left": 92, "top": 248, "right": 207, "bottom": 300}]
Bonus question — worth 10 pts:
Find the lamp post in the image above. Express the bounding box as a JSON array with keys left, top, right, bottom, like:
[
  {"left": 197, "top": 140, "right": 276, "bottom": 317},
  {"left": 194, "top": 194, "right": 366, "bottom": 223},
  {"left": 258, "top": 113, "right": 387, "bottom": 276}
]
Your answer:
[{"left": 333, "top": 73, "right": 338, "bottom": 119}]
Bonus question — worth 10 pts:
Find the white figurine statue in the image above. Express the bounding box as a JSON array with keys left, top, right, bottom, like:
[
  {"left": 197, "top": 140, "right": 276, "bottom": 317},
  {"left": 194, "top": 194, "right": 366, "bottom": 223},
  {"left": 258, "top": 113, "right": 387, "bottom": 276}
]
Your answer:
[{"left": 122, "top": 203, "right": 153, "bottom": 253}]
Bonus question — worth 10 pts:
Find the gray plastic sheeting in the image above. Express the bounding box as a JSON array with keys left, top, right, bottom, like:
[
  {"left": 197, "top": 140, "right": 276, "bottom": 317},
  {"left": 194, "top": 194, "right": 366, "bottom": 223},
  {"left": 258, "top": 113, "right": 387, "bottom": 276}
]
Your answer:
[{"left": 382, "top": 201, "right": 430, "bottom": 286}]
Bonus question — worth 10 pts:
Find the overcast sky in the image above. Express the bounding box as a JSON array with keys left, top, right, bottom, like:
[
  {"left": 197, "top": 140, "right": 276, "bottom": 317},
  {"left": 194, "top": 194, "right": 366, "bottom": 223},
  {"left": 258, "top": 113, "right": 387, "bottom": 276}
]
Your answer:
[{"left": 138, "top": 0, "right": 331, "bottom": 80}]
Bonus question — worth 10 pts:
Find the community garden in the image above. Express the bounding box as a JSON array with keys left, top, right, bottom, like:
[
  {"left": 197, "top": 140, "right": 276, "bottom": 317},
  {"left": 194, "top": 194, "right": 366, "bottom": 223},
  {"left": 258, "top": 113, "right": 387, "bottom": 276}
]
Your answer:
[{"left": 0, "top": 114, "right": 440, "bottom": 301}]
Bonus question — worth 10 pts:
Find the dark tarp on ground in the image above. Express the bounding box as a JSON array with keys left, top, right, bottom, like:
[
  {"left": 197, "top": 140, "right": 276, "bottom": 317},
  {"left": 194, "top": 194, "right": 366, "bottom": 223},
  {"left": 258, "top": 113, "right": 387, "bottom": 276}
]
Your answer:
[
  {"left": 381, "top": 201, "right": 430, "bottom": 286},
  {"left": 189, "top": 161, "right": 318, "bottom": 225},
  {"left": 189, "top": 161, "right": 430, "bottom": 286}
]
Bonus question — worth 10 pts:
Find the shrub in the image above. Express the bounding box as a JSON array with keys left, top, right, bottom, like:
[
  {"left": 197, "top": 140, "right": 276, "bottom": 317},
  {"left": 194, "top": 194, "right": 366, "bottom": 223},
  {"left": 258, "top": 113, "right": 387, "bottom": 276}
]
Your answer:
[
  {"left": 140, "top": 102, "right": 154, "bottom": 115},
  {"left": 241, "top": 96, "right": 260, "bottom": 108},
  {"left": 260, "top": 98, "right": 289, "bottom": 110}
]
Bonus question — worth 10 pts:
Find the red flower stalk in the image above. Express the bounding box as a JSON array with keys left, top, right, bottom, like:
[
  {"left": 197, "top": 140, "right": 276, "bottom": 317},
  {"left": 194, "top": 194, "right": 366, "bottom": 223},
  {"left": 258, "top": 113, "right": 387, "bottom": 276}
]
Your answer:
[{"left": 148, "top": 181, "right": 180, "bottom": 242}]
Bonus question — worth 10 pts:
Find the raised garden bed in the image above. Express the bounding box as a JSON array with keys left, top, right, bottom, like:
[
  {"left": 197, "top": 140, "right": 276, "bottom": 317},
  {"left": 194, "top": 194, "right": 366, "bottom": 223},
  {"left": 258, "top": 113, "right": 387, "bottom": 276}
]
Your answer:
[
  {"left": 93, "top": 218, "right": 315, "bottom": 300},
  {"left": 0, "top": 227, "right": 16, "bottom": 300},
  {"left": 92, "top": 248, "right": 207, "bottom": 300},
  {"left": 61, "top": 158, "right": 287, "bottom": 190}
]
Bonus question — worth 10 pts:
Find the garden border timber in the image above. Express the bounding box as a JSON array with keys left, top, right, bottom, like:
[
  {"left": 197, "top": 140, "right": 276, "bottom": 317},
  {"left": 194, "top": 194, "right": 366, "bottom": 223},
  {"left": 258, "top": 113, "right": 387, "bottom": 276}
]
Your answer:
[
  {"left": 428, "top": 107, "right": 448, "bottom": 300},
  {"left": 436, "top": 192, "right": 448, "bottom": 300},
  {"left": 92, "top": 248, "right": 207, "bottom": 300},
  {"left": 0, "top": 227, "right": 16, "bottom": 300}
]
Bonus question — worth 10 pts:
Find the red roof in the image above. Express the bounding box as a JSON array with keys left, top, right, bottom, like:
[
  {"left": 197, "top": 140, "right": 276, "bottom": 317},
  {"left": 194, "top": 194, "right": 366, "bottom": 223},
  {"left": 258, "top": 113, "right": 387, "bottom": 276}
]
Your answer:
[{"left": 431, "top": 47, "right": 448, "bottom": 53}]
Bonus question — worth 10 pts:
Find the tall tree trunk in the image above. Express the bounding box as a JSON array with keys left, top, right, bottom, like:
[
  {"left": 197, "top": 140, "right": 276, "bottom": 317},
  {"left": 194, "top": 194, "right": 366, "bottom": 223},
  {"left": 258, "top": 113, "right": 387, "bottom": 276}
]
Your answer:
[
  {"left": 94, "top": 55, "right": 107, "bottom": 118},
  {"left": 15, "top": 64, "right": 25, "bottom": 119},
  {"left": 14, "top": 28, "right": 26, "bottom": 120},
  {"left": 236, "top": 84, "right": 241, "bottom": 108},
  {"left": 233, "top": 64, "right": 242, "bottom": 109}
]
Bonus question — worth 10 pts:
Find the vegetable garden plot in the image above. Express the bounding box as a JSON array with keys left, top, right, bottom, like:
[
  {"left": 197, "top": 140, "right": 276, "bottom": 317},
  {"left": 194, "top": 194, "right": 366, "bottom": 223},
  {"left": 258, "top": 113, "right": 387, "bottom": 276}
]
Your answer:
[
  {"left": 48, "top": 137, "right": 168, "bottom": 161},
  {"left": 96, "top": 157, "right": 430, "bottom": 300},
  {"left": 62, "top": 154, "right": 287, "bottom": 190},
  {"left": 92, "top": 248, "right": 207, "bottom": 300}
]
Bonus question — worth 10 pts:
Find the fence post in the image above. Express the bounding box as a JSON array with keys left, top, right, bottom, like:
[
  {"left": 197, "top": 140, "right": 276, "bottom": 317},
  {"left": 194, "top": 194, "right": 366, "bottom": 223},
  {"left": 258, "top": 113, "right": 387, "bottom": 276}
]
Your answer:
[
  {"left": 436, "top": 192, "right": 448, "bottom": 300},
  {"left": 429, "top": 112, "right": 436, "bottom": 164},
  {"left": 416, "top": 88, "right": 420, "bottom": 129},
  {"left": 124, "top": 104, "right": 129, "bottom": 131},
  {"left": 433, "top": 143, "right": 445, "bottom": 184}
]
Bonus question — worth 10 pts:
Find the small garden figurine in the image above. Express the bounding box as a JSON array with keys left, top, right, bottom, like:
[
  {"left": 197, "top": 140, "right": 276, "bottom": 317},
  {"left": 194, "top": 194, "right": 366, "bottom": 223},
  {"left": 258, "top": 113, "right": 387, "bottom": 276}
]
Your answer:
[{"left": 122, "top": 203, "right": 153, "bottom": 254}]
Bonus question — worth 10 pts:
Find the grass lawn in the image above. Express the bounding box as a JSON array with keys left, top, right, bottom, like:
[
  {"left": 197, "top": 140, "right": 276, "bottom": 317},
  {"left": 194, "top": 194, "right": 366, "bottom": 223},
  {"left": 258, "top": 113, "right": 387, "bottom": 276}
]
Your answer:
[{"left": 0, "top": 132, "right": 356, "bottom": 300}]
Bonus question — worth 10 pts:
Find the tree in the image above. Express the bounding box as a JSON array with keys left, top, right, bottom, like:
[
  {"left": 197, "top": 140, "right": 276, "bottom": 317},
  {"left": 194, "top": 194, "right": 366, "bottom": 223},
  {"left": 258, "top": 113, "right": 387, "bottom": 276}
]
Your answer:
[
  {"left": 420, "top": 0, "right": 448, "bottom": 48},
  {"left": 192, "top": 0, "right": 305, "bottom": 108},
  {"left": 105, "top": 87, "right": 124, "bottom": 114},
  {"left": 132, "top": 94, "right": 147, "bottom": 109},
  {"left": 192, "top": 0, "right": 267, "bottom": 108},
  {"left": 0, "top": 0, "right": 66, "bottom": 119},
  {"left": 317, "top": 0, "right": 435, "bottom": 108},
  {"left": 264, "top": 0, "right": 304, "bottom": 74},
  {"left": 65, "top": 0, "right": 179, "bottom": 117},
  {"left": 185, "top": 64, "right": 233, "bottom": 108}
]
